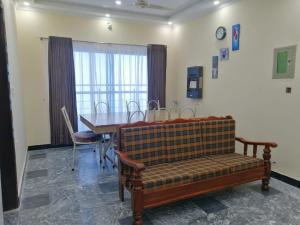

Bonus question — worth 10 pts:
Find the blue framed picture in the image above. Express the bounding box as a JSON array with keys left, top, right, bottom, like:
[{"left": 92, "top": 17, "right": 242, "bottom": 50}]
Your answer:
[
  {"left": 220, "top": 48, "right": 229, "bottom": 61},
  {"left": 232, "top": 24, "right": 240, "bottom": 51}
]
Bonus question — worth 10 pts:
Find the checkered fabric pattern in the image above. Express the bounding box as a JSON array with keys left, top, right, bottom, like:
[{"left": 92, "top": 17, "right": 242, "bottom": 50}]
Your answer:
[
  {"left": 120, "top": 124, "right": 167, "bottom": 166},
  {"left": 142, "top": 157, "right": 231, "bottom": 193},
  {"left": 201, "top": 119, "right": 235, "bottom": 156},
  {"left": 164, "top": 121, "right": 204, "bottom": 162},
  {"left": 120, "top": 119, "right": 236, "bottom": 166},
  {"left": 207, "top": 153, "right": 264, "bottom": 173},
  {"left": 120, "top": 118, "right": 265, "bottom": 193}
]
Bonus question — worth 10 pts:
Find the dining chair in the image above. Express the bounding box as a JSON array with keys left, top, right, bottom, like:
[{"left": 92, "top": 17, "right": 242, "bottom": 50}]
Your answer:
[
  {"left": 126, "top": 100, "right": 141, "bottom": 122},
  {"left": 129, "top": 110, "right": 146, "bottom": 123},
  {"left": 61, "top": 106, "right": 102, "bottom": 171},
  {"left": 153, "top": 108, "right": 170, "bottom": 121},
  {"left": 179, "top": 107, "right": 197, "bottom": 118},
  {"left": 93, "top": 101, "right": 117, "bottom": 169},
  {"left": 147, "top": 100, "right": 160, "bottom": 111},
  {"left": 167, "top": 107, "right": 180, "bottom": 120},
  {"left": 94, "top": 101, "right": 111, "bottom": 139},
  {"left": 93, "top": 101, "right": 110, "bottom": 115},
  {"left": 146, "top": 100, "right": 160, "bottom": 122}
]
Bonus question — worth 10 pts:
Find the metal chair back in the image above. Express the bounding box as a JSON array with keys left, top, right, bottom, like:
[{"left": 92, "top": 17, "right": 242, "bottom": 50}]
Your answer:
[
  {"left": 61, "top": 106, "right": 75, "bottom": 142},
  {"left": 94, "top": 101, "right": 110, "bottom": 114},
  {"left": 129, "top": 110, "right": 146, "bottom": 123}
]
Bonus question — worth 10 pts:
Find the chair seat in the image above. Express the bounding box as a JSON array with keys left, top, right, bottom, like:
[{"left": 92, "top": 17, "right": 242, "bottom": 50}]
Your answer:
[
  {"left": 74, "top": 131, "right": 102, "bottom": 143},
  {"left": 141, "top": 153, "right": 264, "bottom": 194}
]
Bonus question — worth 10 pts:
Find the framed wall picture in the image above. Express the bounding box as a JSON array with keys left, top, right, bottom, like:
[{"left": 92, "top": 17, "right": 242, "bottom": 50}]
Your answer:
[
  {"left": 232, "top": 24, "right": 240, "bottom": 51},
  {"left": 220, "top": 48, "right": 229, "bottom": 61},
  {"left": 212, "top": 56, "right": 219, "bottom": 79}
]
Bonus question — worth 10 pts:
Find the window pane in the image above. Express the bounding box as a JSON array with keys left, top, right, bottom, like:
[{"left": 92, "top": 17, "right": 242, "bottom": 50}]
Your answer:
[{"left": 74, "top": 45, "right": 148, "bottom": 130}]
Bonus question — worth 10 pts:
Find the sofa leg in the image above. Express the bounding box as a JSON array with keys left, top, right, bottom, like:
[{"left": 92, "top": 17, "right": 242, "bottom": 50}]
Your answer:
[
  {"left": 262, "top": 146, "right": 271, "bottom": 191},
  {"left": 132, "top": 190, "right": 143, "bottom": 225},
  {"left": 131, "top": 172, "right": 143, "bottom": 225},
  {"left": 262, "top": 179, "right": 269, "bottom": 191}
]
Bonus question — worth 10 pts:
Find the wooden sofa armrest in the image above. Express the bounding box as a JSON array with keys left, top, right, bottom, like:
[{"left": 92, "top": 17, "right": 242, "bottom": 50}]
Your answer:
[
  {"left": 236, "top": 137, "right": 278, "bottom": 191},
  {"left": 115, "top": 150, "right": 145, "bottom": 172},
  {"left": 235, "top": 137, "right": 277, "bottom": 148},
  {"left": 235, "top": 137, "right": 277, "bottom": 159}
]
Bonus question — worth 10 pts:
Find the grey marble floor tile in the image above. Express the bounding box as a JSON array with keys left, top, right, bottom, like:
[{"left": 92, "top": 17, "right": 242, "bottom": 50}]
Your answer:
[
  {"left": 193, "top": 196, "right": 228, "bottom": 214},
  {"left": 26, "top": 169, "right": 48, "bottom": 179},
  {"left": 99, "top": 181, "right": 119, "bottom": 193},
  {"left": 18, "top": 205, "right": 51, "bottom": 225},
  {"left": 3, "top": 211, "right": 18, "bottom": 225},
  {"left": 80, "top": 206, "right": 125, "bottom": 225},
  {"left": 47, "top": 164, "right": 76, "bottom": 187},
  {"left": 26, "top": 158, "right": 48, "bottom": 172},
  {"left": 249, "top": 185, "right": 282, "bottom": 197},
  {"left": 76, "top": 184, "right": 120, "bottom": 209},
  {"left": 146, "top": 200, "right": 206, "bottom": 225},
  {"left": 29, "top": 153, "right": 47, "bottom": 160},
  {"left": 17, "top": 146, "right": 300, "bottom": 225},
  {"left": 21, "top": 193, "right": 50, "bottom": 210},
  {"left": 119, "top": 215, "right": 153, "bottom": 225},
  {"left": 22, "top": 176, "right": 49, "bottom": 198},
  {"left": 270, "top": 178, "right": 300, "bottom": 201}
]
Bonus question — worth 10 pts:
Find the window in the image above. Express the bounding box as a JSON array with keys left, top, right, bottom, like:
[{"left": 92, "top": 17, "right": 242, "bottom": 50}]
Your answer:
[{"left": 73, "top": 42, "right": 148, "bottom": 130}]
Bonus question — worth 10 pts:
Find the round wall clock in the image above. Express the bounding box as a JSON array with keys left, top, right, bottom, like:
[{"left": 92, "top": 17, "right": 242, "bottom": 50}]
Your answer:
[{"left": 216, "top": 26, "right": 226, "bottom": 40}]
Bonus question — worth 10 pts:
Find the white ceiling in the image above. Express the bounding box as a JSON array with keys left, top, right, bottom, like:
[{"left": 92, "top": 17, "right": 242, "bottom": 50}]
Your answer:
[{"left": 17, "top": 0, "right": 239, "bottom": 22}]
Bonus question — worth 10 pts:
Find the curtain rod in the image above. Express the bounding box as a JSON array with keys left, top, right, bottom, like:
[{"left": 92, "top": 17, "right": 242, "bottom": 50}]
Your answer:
[{"left": 39, "top": 37, "right": 147, "bottom": 47}]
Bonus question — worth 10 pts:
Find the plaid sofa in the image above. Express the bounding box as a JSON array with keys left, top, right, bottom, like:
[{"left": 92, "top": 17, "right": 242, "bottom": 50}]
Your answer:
[{"left": 119, "top": 117, "right": 264, "bottom": 194}]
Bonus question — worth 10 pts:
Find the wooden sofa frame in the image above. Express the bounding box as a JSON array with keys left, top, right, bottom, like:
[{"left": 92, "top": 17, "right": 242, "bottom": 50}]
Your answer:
[{"left": 117, "top": 136, "right": 277, "bottom": 225}]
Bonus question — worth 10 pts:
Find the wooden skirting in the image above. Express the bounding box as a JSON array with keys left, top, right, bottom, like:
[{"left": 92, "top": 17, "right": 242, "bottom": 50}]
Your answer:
[
  {"left": 28, "top": 144, "right": 72, "bottom": 151},
  {"left": 271, "top": 171, "right": 300, "bottom": 188}
]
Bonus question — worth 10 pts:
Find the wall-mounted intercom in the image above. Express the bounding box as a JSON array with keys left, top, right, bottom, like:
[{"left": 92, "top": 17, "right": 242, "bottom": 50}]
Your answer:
[{"left": 187, "top": 66, "right": 203, "bottom": 99}]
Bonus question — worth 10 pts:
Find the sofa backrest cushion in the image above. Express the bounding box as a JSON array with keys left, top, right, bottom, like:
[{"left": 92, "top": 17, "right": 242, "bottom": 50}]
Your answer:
[
  {"left": 119, "top": 124, "right": 167, "bottom": 166},
  {"left": 164, "top": 121, "right": 203, "bottom": 162},
  {"left": 119, "top": 116, "right": 235, "bottom": 166},
  {"left": 201, "top": 119, "right": 235, "bottom": 155}
]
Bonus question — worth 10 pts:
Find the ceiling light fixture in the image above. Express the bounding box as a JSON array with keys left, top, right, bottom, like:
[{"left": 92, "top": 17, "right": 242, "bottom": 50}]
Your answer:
[
  {"left": 105, "top": 14, "right": 110, "bottom": 18},
  {"left": 23, "top": 1, "right": 30, "bottom": 6},
  {"left": 214, "top": 1, "right": 220, "bottom": 5},
  {"left": 168, "top": 21, "right": 173, "bottom": 26},
  {"left": 115, "top": 0, "right": 122, "bottom": 5}
]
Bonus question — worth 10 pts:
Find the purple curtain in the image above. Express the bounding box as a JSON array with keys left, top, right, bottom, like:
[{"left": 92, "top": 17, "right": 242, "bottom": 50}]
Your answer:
[
  {"left": 48, "top": 36, "right": 78, "bottom": 145},
  {"left": 147, "top": 44, "right": 167, "bottom": 108}
]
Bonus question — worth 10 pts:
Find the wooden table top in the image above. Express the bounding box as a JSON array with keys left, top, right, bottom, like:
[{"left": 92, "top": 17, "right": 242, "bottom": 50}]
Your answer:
[{"left": 80, "top": 111, "right": 170, "bottom": 134}]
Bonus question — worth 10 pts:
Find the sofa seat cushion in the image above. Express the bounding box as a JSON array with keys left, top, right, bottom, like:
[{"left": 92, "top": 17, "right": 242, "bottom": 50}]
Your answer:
[
  {"left": 207, "top": 153, "right": 264, "bottom": 173},
  {"left": 142, "top": 157, "right": 231, "bottom": 194}
]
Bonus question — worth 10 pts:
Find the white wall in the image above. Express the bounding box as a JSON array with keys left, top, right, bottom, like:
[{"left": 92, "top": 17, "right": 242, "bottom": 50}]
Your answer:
[
  {"left": 173, "top": 0, "right": 300, "bottom": 180},
  {"left": 2, "top": 0, "right": 27, "bottom": 195},
  {"left": 15, "top": 9, "right": 177, "bottom": 146}
]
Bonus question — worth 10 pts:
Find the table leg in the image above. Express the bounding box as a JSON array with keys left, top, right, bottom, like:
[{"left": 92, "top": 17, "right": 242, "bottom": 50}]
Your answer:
[{"left": 102, "top": 133, "right": 117, "bottom": 169}]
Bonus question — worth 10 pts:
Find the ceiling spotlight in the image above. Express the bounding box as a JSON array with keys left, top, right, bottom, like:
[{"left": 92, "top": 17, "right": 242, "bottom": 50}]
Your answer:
[
  {"left": 105, "top": 14, "right": 110, "bottom": 17},
  {"left": 168, "top": 21, "right": 173, "bottom": 26},
  {"left": 214, "top": 1, "right": 220, "bottom": 5},
  {"left": 115, "top": 0, "right": 122, "bottom": 5},
  {"left": 23, "top": 1, "right": 30, "bottom": 6}
]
